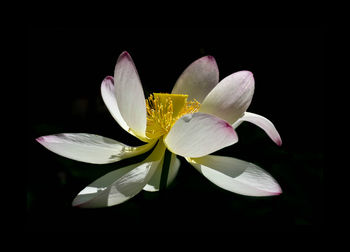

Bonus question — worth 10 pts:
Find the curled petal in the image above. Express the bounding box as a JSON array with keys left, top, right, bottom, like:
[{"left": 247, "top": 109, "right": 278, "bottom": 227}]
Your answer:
[
  {"left": 164, "top": 113, "right": 238, "bottom": 158},
  {"left": 188, "top": 155, "right": 282, "bottom": 196},
  {"left": 233, "top": 112, "right": 282, "bottom": 146},
  {"left": 36, "top": 133, "right": 155, "bottom": 164}
]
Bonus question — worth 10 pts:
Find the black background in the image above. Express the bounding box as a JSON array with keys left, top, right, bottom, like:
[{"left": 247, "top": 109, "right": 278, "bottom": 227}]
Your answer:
[{"left": 27, "top": 14, "right": 324, "bottom": 232}]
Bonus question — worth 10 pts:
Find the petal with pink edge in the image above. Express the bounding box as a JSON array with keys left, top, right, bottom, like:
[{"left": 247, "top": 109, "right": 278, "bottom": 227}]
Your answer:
[
  {"left": 36, "top": 133, "right": 155, "bottom": 164},
  {"left": 114, "top": 51, "right": 147, "bottom": 140},
  {"left": 188, "top": 155, "right": 282, "bottom": 196},
  {"left": 164, "top": 113, "right": 238, "bottom": 158},
  {"left": 101, "top": 76, "right": 133, "bottom": 135},
  {"left": 171, "top": 56, "right": 219, "bottom": 103},
  {"left": 200, "top": 71, "right": 255, "bottom": 124}
]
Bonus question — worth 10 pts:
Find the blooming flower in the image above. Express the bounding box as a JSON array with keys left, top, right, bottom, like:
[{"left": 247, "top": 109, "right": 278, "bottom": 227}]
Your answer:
[{"left": 36, "top": 51, "right": 282, "bottom": 208}]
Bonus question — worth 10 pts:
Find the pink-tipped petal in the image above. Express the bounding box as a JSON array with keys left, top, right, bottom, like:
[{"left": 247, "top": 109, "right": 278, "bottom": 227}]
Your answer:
[
  {"left": 200, "top": 71, "right": 255, "bottom": 124},
  {"left": 171, "top": 56, "right": 219, "bottom": 103},
  {"left": 164, "top": 113, "right": 238, "bottom": 158},
  {"left": 101, "top": 76, "right": 131, "bottom": 134},
  {"left": 36, "top": 133, "right": 155, "bottom": 164},
  {"left": 188, "top": 155, "right": 282, "bottom": 196},
  {"left": 114, "top": 51, "right": 147, "bottom": 140},
  {"left": 233, "top": 112, "right": 282, "bottom": 146}
]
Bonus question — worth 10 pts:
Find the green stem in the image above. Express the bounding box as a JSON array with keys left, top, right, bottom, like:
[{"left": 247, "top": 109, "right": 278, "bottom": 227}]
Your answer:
[{"left": 159, "top": 148, "right": 172, "bottom": 191}]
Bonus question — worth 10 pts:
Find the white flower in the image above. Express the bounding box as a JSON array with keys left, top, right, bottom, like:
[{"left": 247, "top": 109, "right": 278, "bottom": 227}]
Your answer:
[{"left": 37, "top": 51, "right": 282, "bottom": 208}]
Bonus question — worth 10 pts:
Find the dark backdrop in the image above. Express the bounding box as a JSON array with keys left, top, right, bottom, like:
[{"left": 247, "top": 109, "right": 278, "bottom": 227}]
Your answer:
[{"left": 27, "top": 18, "right": 324, "bottom": 232}]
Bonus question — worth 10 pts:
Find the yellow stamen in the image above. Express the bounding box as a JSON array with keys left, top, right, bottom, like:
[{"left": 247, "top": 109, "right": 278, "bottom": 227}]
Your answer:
[{"left": 145, "top": 93, "right": 200, "bottom": 139}]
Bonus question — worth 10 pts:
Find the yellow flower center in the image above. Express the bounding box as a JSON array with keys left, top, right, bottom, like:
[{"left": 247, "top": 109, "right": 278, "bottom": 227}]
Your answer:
[{"left": 145, "top": 93, "right": 200, "bottom": 139}]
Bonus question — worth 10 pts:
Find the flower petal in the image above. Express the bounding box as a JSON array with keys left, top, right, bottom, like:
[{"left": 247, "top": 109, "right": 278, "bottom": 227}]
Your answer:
[
  {"left": 164, "top": 113, "right": 238, "bottom": 158},
  {"left": 36, "top": 133, "right": 155, "bottom": 164},
  {"left": 188, "top": 155, "right": 282, "bottom": 196},
  {"left": 143, "top": 153, "right": 180, "bottom": 192},
  {"left": 101, "top": 76, "right": 137, "bottom": 137},
  {"left": 171, "top": 56, "right": 219, "bottom": 103},
  {"left": 232, "top": 112, "right": 282, "bottom": 146},
  {"left": 199, "top": 71, "right": 255, "bottom": 124},
  {"left": 72, "top": 140, "right": 166, "bottom": 207},
  {"left": 167, "top": 155, "right": 181, "bottom": 187},
  {"left": 114, "top": 51, "right": 147, "bottom": 140}
]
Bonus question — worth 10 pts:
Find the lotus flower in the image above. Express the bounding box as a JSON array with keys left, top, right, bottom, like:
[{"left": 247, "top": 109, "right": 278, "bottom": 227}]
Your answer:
[{"left": 36, "top": 51, "right": 282, "bottom": 208}]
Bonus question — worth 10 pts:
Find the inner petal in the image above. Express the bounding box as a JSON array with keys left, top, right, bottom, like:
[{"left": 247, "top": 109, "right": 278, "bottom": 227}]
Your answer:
[{"left": 145, "top": 93, "right": 200, "bottom": 139}]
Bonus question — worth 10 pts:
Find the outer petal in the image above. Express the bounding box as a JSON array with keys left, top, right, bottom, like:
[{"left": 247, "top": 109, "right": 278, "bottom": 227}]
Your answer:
[
  {"left": 72, "top": 140, "right": 166, "bottom": 208},
  {"left": 114, "top": 51, "right": 147, "bottom": 140},
  {"left": 36, "top": 133, "right": 155, "bottom": 164},
  {"left": 232, "top": 112, "right": 282, "bottom": 146},
  {"left": 171, "top": 56, "right": 219, "bottom": 103},
  {"left": 101, "top": 76, "right": 137, "bottom": 138},
  {"left": 188, "top": 155, "right": 282, "bottom": 196},
  {"left": 143, "top": 153, "right": 181, "bottom": 192},
  {"left": 199, "top": 71, "right": 255, "bottom": 124},
  {"left": 164, "top": 113, "right": 238, "bottom": 158}
]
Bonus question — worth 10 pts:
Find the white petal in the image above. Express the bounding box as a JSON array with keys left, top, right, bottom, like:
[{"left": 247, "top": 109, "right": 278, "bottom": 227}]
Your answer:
[
  {"left": 143, "top": 153, "right": 180, "bottom": 192},
  {"left": 101, "top": 76, "right": 136, "bottom": 137},
  {"left": 72, "top": 140, "right": 166, "bottom": 208},
  {"left": 164, "top": 113, "right": 238, "bottom": 158},
  {"left": 188, "top": 155, "right": 282, "bottom": 196},
  {"left": 114, "top": 51, "right": 147, "bottom": 140},
  {"left": 233, "top": 112, "right": 282, "bottom": 146},
  {"left": 36, "top": 133, "right": 155, "bottom": 164},
  {"left": 72, "top": 163, "right": 138, "bottom": 207},
  {"left": 200, "top": 71, "right": 255, "bottom": 124},
  {"left": 167, "top": 154, "right": 180, "bottom": 186},
  {"left": 171, "top": 56, "right": 219, "bottom": 103}
]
